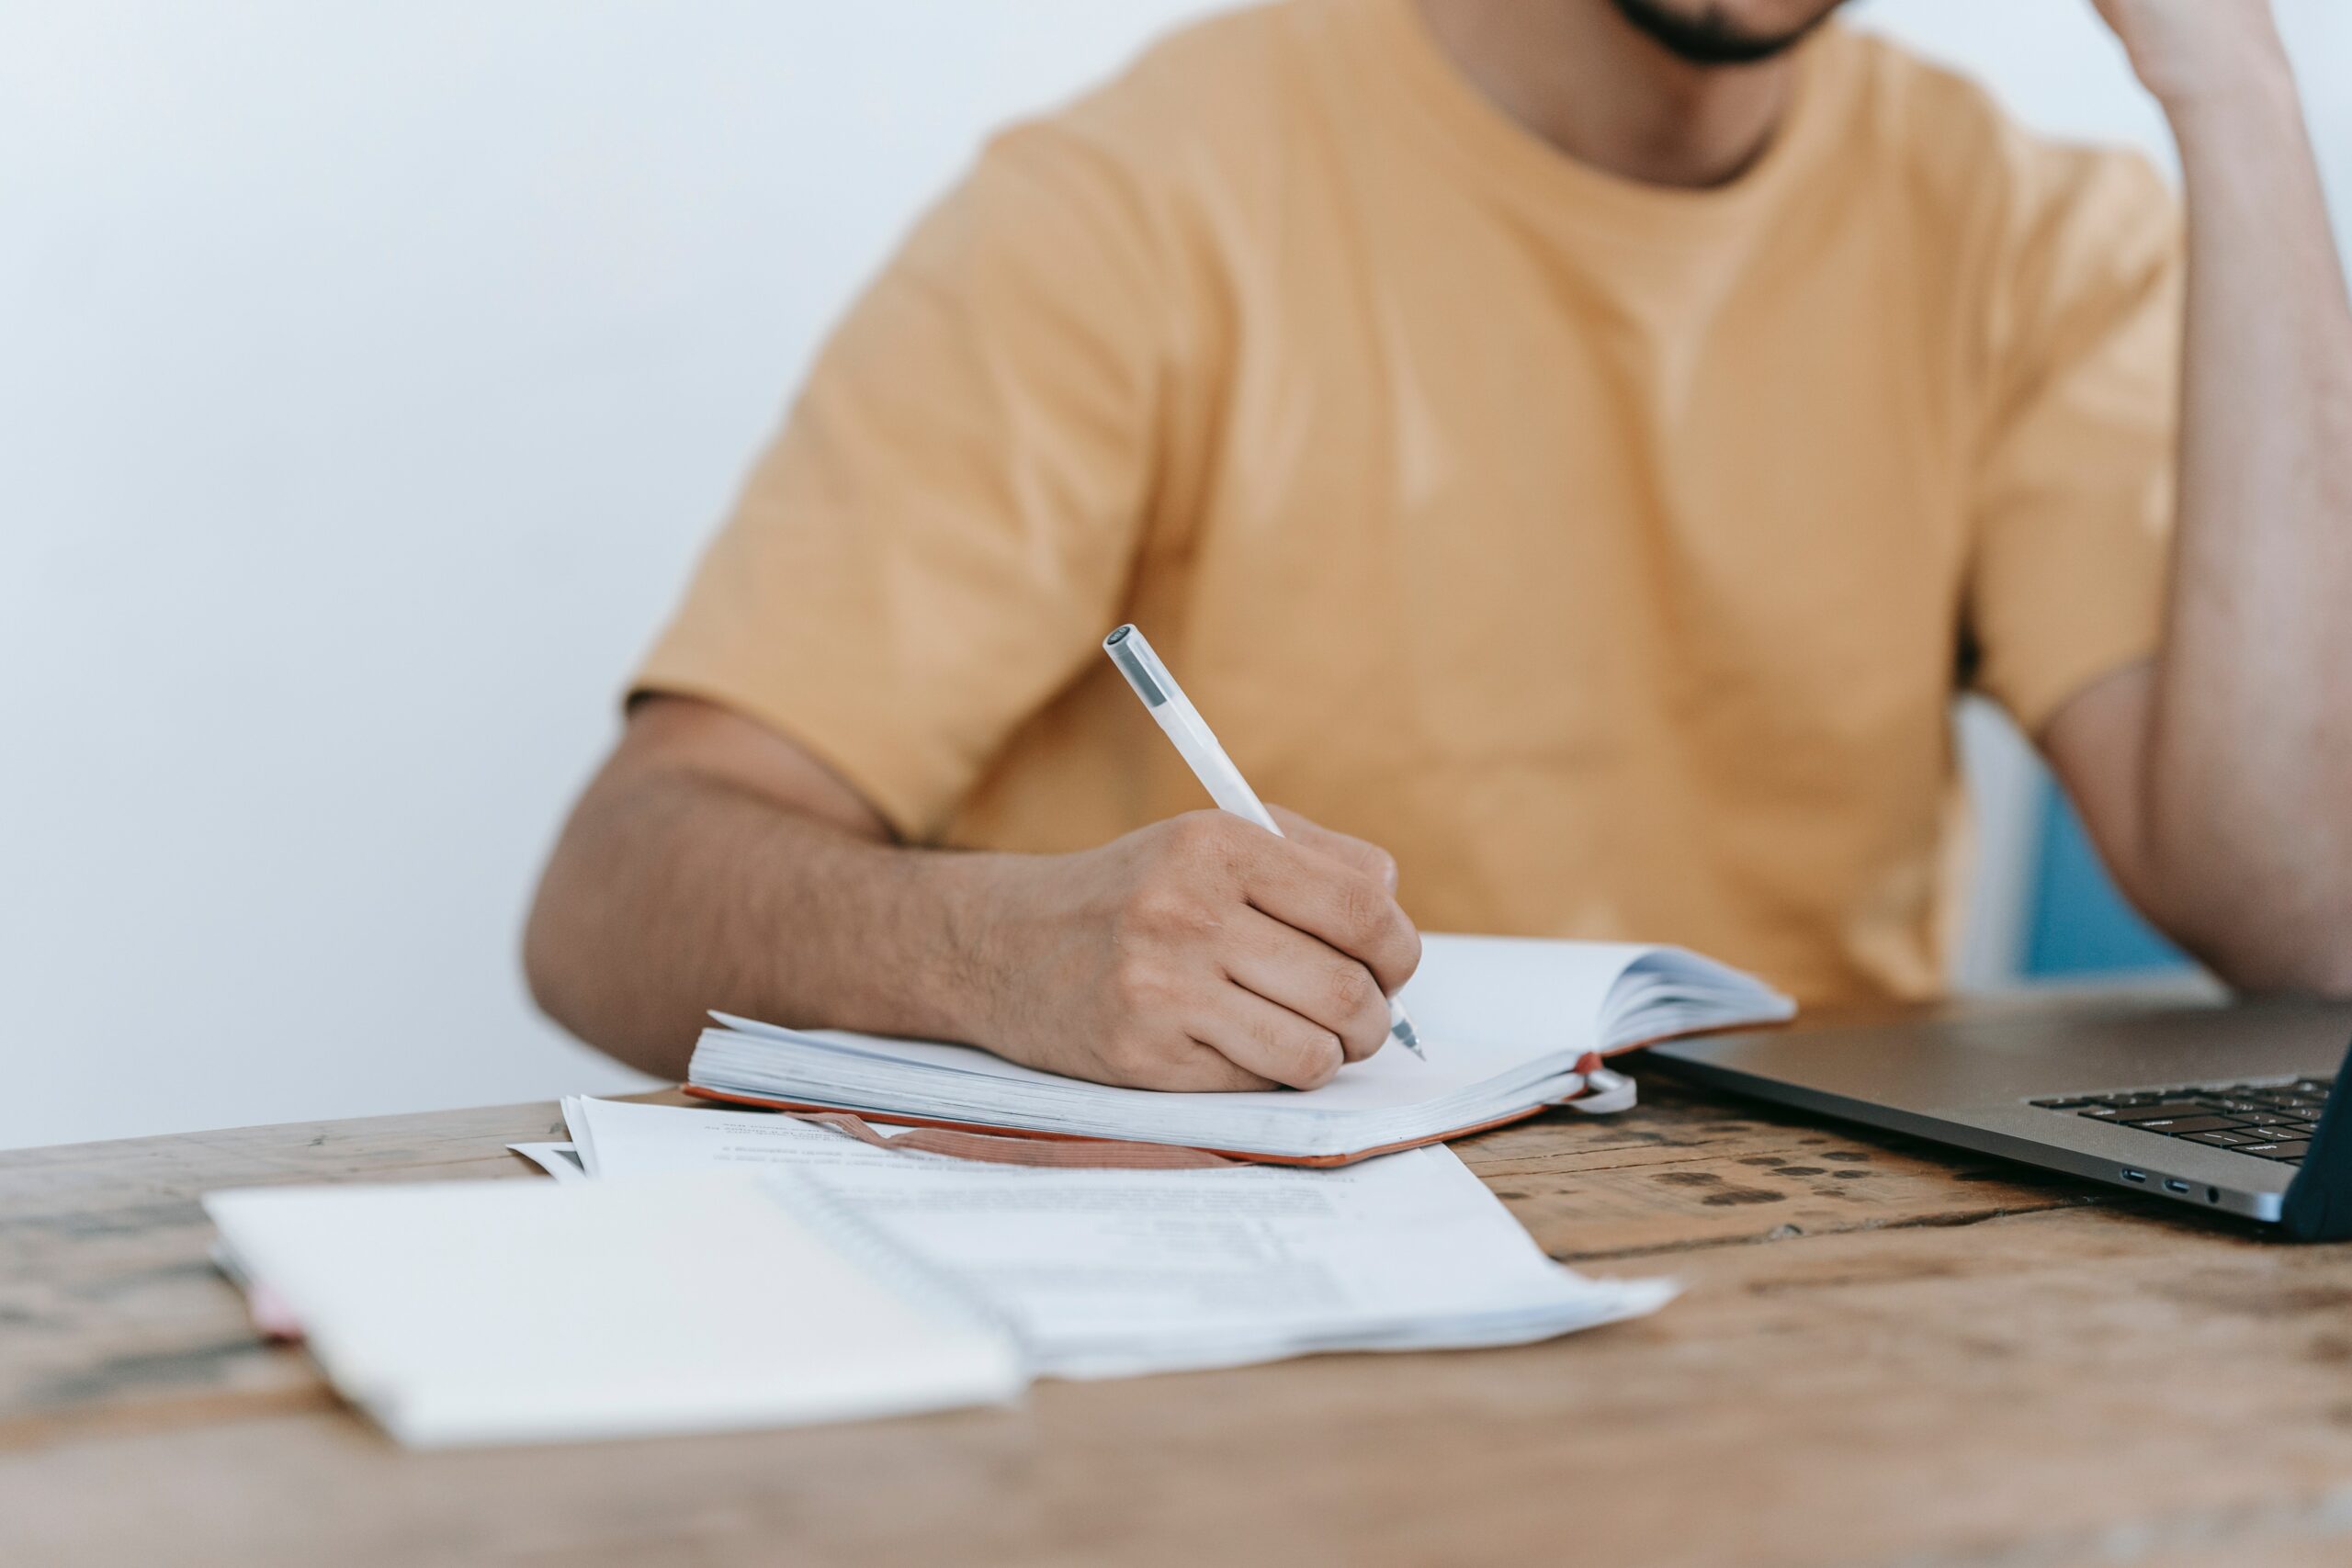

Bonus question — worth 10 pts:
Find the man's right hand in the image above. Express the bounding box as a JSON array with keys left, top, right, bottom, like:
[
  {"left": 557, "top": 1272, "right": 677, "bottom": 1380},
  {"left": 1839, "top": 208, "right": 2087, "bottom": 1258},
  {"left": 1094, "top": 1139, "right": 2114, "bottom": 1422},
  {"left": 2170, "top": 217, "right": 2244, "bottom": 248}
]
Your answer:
[
  {"left": 527, "top": 695, "right": 1420, "bottom": 1089},
  {"left": 971, "top": 807, "right": 1422, "bottom": 1092}
]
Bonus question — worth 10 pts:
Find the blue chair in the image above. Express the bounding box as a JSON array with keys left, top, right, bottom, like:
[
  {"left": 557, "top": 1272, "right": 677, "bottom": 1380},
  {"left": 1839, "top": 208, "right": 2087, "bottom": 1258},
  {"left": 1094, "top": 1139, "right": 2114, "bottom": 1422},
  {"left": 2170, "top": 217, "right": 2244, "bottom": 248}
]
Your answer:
[{"left": 2020, "top": 775, "right": 2190, "bottom": 979}]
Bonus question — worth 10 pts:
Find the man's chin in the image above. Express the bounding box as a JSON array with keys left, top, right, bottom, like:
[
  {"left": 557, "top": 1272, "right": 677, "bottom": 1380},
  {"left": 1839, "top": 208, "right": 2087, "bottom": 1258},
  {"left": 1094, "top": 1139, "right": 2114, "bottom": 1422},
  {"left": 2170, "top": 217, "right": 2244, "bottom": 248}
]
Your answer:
[{"left": 1606, "top": 0, "right": 1838, "bottom": 67}]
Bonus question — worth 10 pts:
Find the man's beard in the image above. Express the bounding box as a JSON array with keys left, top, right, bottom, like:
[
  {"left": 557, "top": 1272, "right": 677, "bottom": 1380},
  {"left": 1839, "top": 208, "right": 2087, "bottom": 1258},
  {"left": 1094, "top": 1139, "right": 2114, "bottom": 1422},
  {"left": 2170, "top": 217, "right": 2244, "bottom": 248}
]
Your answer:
[{"left": 1606, "top": 0, "right": 1838, "bottom": 66}]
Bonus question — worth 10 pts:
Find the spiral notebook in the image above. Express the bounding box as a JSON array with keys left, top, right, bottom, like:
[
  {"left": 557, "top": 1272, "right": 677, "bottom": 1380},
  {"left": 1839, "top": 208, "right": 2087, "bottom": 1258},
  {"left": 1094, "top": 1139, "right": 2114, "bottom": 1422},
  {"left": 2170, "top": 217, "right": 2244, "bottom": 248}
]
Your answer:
[{"left": 687, "top": 933, "right": 1795, "bottom": 1165}]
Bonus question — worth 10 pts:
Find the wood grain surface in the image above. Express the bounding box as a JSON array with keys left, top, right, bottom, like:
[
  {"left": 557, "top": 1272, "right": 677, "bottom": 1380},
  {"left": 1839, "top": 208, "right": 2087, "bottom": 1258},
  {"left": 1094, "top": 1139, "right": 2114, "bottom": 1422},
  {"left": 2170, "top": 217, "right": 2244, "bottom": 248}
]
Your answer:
[{"left": 7, "top": 1003, "right": 2352, "bottom": 1568}]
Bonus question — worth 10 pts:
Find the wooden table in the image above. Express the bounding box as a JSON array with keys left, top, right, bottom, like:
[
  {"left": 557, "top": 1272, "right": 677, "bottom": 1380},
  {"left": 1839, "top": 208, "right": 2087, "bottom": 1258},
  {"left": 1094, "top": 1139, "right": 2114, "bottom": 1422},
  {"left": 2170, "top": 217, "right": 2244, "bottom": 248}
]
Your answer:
[{"left": 10, "top": 997, "right": 2352, "bottom": 1568}]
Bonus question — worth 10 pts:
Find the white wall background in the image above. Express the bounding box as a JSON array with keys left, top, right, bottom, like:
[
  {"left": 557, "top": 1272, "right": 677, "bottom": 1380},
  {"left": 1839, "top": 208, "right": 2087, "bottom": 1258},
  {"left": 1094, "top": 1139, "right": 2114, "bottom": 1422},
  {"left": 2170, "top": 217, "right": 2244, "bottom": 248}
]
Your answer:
[{"left": 4, "top": 1, "right": 2346, "bottom": 1151}]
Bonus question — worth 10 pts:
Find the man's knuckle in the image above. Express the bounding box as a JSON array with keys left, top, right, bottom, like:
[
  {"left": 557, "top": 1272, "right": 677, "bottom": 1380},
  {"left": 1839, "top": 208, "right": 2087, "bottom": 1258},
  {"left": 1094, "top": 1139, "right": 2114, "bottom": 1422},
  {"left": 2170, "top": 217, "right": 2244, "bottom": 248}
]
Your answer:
[
  {"left": 1158, "top": 815, "right": 1257, "bottom": 891},
  {"left": 1137, "top": 823, "right": 1200, "bottom": 887},
  {"left": 1165, "top": 812, "right": 1221, "bottom": 854},
  {"left": 1136, "top": 863, "right": 1227, "bottom": 931},
  {"left": 1321, "top": 959, "right": 1375, "bottom": 1021},
  {"left": 1110, "top": 953, "right": 1170, "bottom": 1014},
  {"left": 1389, "top": 922, "right": 1424, "bottom": 980},
  {"left": 1296, "top": 1029, "right": 1345, "bottom": 1085},
  {"left": 1124, "top": 879, "right": 1182, "bottom": 929},
  {"left": 1214, "top": 818, "right": 1268, "bottom": 874},
  {"left": 1337, "top": 877, "right": 1391, "bottom": 945},
  {"left": 1171, "top": 811, "right": 1245, "bottom": 863}
]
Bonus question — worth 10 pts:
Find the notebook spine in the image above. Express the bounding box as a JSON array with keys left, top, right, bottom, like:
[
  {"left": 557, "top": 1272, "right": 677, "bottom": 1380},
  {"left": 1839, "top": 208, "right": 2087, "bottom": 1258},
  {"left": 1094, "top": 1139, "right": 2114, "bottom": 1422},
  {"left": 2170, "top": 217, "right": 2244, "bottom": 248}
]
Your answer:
[{"left": 759, "top": 1169, "right": 1031, "bottom": 1363}]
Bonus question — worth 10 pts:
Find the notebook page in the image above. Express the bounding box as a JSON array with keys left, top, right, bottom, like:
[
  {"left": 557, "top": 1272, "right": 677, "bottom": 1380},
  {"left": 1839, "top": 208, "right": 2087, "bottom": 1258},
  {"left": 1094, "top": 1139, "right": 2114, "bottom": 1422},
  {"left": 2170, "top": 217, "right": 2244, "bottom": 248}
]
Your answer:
[
  {"left": 1599, "top": 948, "right": 1798, "bottom": 1049},
  {"left": 1396, "top": 935, "right": 1650, "bottom": 1052},
  {"left": 569, "top": 1096, "right": 965, "bottom": 1181}
]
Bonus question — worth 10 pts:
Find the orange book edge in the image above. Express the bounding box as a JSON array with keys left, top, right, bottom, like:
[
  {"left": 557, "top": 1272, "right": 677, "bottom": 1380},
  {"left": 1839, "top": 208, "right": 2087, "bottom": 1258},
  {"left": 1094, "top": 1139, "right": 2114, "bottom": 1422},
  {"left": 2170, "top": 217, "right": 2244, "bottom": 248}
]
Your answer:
[
  {"left": 680, "top": 1084, "right": 1556, "bottom": 1168},
  {"left": 678, "top": 1017, "right": 1788, "bottom": 1168}
]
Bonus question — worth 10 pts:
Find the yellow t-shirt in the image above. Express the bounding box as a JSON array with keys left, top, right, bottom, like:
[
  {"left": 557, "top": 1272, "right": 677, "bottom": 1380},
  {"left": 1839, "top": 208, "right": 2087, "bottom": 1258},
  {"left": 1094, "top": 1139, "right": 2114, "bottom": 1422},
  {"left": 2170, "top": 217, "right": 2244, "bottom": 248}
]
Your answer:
[{"left": 637, "top": 0, "right": 2181, "bottom": 1006}]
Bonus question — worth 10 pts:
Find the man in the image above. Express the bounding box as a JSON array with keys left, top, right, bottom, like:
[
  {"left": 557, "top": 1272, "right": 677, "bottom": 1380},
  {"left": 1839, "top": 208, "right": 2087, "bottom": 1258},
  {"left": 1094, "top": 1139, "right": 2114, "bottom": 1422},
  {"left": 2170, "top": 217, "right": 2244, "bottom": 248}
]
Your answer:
[{"left": 526, "top": 0, "right": 2352, "bottom": 1093}]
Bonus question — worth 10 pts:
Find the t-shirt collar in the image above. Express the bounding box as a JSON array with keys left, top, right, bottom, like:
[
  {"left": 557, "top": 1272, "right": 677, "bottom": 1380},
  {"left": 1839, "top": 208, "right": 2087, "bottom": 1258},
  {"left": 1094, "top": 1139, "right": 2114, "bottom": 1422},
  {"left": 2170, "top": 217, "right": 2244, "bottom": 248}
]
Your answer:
[{"left": 1343, "top": 0, "right": 1854, "bottom": 245}]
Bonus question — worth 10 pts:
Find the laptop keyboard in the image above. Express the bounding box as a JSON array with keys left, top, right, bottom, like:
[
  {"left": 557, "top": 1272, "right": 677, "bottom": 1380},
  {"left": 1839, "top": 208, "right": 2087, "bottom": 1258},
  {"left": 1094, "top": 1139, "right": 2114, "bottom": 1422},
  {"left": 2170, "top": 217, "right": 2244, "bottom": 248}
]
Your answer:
[{"left": 2030, "top": 1077, "right": 2334, "bottom": 1168}]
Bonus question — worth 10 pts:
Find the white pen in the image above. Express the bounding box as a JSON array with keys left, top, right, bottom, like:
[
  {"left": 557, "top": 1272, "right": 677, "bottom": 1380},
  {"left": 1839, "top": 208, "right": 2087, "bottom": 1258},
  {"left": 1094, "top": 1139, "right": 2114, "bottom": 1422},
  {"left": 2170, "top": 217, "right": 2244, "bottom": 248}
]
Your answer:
[{"left": 1103, "top": 624, "right": 1426, "bottom": 1061}]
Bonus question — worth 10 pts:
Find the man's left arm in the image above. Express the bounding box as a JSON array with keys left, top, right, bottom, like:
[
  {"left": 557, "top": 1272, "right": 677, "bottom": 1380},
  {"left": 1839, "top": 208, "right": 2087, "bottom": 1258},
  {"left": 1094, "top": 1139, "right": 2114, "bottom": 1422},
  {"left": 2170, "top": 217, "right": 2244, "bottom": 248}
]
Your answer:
[{"left": 2044, "top": 0, "right": 2352, "bottom": 992}]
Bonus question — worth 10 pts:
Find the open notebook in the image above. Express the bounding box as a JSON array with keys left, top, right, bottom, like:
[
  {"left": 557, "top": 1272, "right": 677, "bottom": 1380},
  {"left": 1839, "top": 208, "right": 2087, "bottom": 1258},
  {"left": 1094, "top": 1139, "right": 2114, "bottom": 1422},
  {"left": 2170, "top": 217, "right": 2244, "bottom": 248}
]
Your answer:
[{"left": 688, "top": 934, "right": 1794, "bottom": 1165}]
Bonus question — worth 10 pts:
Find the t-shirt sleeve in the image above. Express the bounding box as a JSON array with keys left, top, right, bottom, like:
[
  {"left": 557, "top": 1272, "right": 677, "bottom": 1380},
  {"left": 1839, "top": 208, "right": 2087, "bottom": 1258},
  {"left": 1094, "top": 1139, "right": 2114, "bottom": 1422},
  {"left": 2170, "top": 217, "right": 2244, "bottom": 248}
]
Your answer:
[
  {"left": 634, "top": 121, "right": 1170, "bottom": 840},
  {"left": 1965, "top": 143, "right": 2183, "bottom": 737}
]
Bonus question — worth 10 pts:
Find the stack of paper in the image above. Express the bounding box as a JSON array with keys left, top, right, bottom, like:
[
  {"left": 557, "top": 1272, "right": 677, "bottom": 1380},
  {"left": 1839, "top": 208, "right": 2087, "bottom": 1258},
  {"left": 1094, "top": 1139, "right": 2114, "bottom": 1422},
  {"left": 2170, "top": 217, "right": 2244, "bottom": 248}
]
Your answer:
[
  {"left": 560, "top": 1097, "right": 1676, "bottom": 1379},
  {"left": 205, "top": 1173, "right": 1024, "bottom": 1447},
  {"left": 687, "top": 934, "right": 1792, "bottom": 1162}
]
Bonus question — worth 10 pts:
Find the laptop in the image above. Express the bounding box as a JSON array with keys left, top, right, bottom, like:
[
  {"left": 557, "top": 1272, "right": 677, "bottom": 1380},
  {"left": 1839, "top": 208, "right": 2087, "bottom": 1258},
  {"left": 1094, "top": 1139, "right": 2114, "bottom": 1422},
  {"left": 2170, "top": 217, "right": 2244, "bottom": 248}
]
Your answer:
[{"left": 1645, "top": 998, "right": 2352, "bottom": 1241}]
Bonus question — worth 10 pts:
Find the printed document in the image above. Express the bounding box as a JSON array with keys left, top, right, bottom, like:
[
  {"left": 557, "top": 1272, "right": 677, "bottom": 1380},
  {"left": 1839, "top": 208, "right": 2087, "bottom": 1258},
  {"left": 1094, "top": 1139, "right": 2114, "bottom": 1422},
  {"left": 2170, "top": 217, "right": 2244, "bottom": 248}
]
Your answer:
[{"left": 565, "top": 1098, "right": 1673, "bottom": 1378}]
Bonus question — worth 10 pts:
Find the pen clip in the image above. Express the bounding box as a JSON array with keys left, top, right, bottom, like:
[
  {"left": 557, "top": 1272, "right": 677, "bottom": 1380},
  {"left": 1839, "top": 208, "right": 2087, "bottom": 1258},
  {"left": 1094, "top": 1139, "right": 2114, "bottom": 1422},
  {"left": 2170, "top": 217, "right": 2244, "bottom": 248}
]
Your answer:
[{"left": 1103, "top": 626, "right": 1169, "bottom": 707}]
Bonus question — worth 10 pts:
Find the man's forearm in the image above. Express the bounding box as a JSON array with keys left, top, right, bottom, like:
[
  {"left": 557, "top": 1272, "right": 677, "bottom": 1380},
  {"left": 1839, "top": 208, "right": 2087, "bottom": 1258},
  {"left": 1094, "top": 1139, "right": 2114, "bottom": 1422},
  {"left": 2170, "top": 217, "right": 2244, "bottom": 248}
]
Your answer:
[
  {"left": 526, "top": 697, "right": 1420, "bottom": 1092},
  {"left": 2136, "top": 19, "right": 2352, "bottom": 987},
  {"left": 525, "top": 765, "right": 1012, "bottom": 1078}
]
